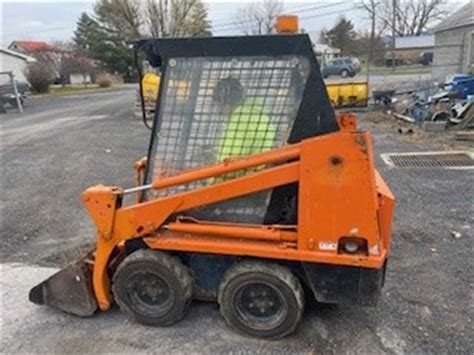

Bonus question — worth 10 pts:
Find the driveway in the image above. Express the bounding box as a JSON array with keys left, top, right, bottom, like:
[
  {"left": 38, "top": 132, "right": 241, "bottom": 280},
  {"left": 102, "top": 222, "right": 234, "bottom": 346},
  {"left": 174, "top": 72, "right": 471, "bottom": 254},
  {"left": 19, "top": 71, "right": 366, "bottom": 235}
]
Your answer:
[{"left": 1, "top": 89, "right": 472, "bottom": 354}]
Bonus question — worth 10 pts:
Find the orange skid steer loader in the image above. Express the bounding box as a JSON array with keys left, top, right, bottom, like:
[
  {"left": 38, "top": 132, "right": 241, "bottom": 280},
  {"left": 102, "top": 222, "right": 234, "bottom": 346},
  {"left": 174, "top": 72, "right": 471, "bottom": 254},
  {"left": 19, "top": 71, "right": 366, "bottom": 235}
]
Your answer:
[{"left": 29, "top": 35, "right": 395, "bottom": 339}]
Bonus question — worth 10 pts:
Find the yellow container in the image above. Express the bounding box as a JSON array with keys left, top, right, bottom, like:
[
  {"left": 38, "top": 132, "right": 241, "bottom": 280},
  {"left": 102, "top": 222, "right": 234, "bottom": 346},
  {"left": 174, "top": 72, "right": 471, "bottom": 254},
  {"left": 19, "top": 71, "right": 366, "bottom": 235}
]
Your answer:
[
  {"left": 141, "top": 73, "right": 191, "bottom": 106},
  {"left": 326, "top": 81, "right": 368, "bottom": 108},
  {"left": 142, "top": 72, "right": 160, "bottom": 101}
]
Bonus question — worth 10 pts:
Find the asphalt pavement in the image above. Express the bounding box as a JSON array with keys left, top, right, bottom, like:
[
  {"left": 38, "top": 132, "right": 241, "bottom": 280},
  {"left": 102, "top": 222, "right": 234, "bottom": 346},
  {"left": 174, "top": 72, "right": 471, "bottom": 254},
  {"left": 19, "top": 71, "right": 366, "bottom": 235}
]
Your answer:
[{"left": 1, "top": 88, "right": 472, "bottom": 354}]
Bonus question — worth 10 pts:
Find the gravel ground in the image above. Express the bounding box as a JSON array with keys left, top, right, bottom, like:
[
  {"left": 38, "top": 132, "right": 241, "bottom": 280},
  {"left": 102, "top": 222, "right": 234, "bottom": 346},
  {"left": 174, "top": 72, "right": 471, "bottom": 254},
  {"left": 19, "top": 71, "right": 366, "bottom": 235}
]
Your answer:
[{"left": 1, "top": 90, "right": 473, "bottom": 354}]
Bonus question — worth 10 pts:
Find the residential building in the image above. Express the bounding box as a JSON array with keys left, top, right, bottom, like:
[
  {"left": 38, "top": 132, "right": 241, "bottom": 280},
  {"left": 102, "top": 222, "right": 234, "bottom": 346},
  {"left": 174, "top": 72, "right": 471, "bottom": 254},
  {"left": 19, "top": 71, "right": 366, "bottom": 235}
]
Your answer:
[
  {"left": 386, "top": 34, "right": 435, "bottom": 65},
  {"left": 433, "top": 2, "right": 474, "bottom": 81},
  {"left": 306, "top": 31, "right": 341, "bottom": 64},
  {"left": 8, "top": 40, "right": 52, "bottom": 55},
  {"left": 0, "top": 48, "right": 36, "bottom": 84}
]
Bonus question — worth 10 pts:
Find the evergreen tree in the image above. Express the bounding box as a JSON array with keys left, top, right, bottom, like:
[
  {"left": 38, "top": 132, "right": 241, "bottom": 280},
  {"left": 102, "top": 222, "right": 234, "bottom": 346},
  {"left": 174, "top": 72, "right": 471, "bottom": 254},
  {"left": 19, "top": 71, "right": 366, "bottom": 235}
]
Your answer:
[
  {"left": 324, "top": 17, "right": 357, "bottom": 55},
  {"left": 73, "top": 13, "right": 96, "bottom": 51},
  {"left": 185, "top": 0, "right": 212, "bottom": 37},
  {"left": 72, "top": 0, "right": 212, "bottom": 79}
]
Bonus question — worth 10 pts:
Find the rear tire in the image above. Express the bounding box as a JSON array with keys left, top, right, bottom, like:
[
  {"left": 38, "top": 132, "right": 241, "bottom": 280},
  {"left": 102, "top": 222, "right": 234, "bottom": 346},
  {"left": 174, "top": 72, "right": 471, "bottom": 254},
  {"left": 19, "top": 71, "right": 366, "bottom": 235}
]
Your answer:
[
  {"left": 341, "top": 69, "right": 349, "bottom": 78},
  {"left": 218, "top": 261, "right": 304, "bottom": 339},
  {"left": 112, "top": 249, "right": 193, "bottom": 326}
]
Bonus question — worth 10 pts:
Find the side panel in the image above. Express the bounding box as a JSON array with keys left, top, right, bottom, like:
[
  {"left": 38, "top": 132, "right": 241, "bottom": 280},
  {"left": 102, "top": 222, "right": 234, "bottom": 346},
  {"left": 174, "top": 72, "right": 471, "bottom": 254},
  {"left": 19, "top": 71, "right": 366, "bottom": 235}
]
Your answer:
[
  {"left": 375, "top": 170, "right": 395, "bottom": 253},
  {"left": 302, "top": 261, "right": 387, "bottom": 306},
  {"left": 298, "top": 132, "right": 381, "bottom": 255}
]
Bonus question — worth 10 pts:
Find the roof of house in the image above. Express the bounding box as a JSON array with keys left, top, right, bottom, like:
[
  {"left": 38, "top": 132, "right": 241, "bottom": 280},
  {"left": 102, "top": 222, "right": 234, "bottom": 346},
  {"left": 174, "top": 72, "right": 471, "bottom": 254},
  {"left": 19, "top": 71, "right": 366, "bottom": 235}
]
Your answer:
[
  {"left": 433, "top": 3, "right": 474, "bottom": 32},
  {"left": 313, "top": 43, "right": 341, "bottom": 55},
  {"left": 395, "top": 34, "right": 435, "bottom": 49},
  {"left": 10, "top": 40, "right": 52, "bottom": 52},
  {"left": 0, "top": 48, "right": 36, "bottom": 62}
]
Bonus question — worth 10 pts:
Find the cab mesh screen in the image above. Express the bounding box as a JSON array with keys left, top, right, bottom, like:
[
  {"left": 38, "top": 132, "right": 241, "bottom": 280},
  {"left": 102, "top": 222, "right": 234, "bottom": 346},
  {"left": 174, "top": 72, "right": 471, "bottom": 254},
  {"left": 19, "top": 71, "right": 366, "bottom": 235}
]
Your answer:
[{"left": 147, "top": 55, "right": 308, "bottom": 223}]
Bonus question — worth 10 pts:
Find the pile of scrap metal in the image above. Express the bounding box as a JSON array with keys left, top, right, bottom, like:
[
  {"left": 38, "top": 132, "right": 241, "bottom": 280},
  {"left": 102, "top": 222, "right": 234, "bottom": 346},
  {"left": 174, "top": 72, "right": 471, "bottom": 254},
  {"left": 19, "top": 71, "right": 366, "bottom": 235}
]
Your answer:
[{"left": 373, "top": 75, "right": 474, "bottom": 138}]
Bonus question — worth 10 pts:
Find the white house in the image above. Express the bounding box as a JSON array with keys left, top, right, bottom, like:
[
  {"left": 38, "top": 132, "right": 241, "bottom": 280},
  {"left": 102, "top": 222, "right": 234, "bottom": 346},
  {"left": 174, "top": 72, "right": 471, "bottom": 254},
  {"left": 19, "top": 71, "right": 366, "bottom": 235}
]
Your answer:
[
  {"left": 306, "top": 31, "right": 341, "bottom": 64},
  {"left": 313, "top": 44, "right": 341, "bottom": 61},
  {"left": 0, "top": 48, "right": 36, "bottom": 84}
]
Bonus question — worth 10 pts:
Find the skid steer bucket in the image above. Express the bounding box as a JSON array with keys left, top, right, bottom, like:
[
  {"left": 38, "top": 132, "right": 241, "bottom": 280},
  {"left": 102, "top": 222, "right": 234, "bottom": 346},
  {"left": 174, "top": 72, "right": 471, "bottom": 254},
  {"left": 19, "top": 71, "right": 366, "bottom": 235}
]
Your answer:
[{"left": 29, "top": 253, "right": 97, "bottom": 317}]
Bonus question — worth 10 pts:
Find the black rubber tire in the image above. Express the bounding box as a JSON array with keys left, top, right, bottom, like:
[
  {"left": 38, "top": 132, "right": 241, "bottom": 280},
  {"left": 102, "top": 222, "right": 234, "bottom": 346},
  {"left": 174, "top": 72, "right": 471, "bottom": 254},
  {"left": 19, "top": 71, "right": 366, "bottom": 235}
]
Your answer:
[
  {"left": 112, "top": 249, "right": 193, "bottom": 327},
  {"left": 218, "top": 261, "right": 304, "bottom": 339},
  {"left": 341, "top": 69, "right": 349, "bottom": 78}
]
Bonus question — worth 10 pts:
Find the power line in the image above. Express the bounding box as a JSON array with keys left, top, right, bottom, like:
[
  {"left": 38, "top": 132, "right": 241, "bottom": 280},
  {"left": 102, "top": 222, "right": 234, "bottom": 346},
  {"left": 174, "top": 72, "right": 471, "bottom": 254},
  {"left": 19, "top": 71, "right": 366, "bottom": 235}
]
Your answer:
[
  {"left": 212, "top": 2, "right": 346, "bottom": 29},
  {"left": 285, "top": 1, "right": 347, "bottom": 13},
  {"left": 2, "top": 3, "right": 342, "bottom": 40},
  {"left": 2, "top": 26, "right": 74, "bottom": 37},
  {"left": 216, "top": 4, "right": 361, "bottom": 33},
  {"left": 209, "top": 1, "right": 332, "bottom": 26},
  {"left": 2, "top": 2, "right": 358, "bottom": 39},
  {"left": 212, "top": 1, "right": 347, "bottom": 30}
]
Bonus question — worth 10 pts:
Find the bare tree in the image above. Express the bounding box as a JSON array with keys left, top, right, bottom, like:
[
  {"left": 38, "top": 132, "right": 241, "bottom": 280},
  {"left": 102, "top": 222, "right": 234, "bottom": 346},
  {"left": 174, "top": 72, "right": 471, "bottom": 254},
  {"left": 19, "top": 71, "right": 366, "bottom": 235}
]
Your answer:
[
  {"left": 359, "top": 0, "right": 387, "bottom": 66},
  {"left": 146, "top": 0, "right": 211, "bottom": 37},
  {"left": 234, "top": 0, "right": 283, "bottom": 35},
  {"left": 51, "top": 40, "right": 76, "bottom": 52},
  {"left": 359, "top": 0, "right": 386, "bottom": 40},
  {"left": 379, "top": 0, "right": 447, "bottom": 36},
  {"left": 95, "top": 0, "right": 143, "bottom": 40}
]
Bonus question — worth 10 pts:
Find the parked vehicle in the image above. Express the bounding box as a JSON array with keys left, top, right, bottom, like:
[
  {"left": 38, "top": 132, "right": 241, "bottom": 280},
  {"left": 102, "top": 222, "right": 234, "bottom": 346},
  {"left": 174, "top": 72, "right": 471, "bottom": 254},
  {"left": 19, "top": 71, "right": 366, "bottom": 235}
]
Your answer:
[
  {"left": 0, "top": 81, "right": 29, "bottom": 111},
  {"left": 322, "top": 58, "right": 357, "bottom": 78},
  {"left": 342, "top": 57, "right": 361, "bottom": 73}
]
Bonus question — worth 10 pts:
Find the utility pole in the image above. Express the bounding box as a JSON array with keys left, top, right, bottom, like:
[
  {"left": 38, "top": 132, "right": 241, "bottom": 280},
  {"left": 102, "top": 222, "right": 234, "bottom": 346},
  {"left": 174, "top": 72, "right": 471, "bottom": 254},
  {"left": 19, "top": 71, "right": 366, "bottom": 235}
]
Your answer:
[{"left": 391, "top": 0, "right": 397, "bottom": 70}]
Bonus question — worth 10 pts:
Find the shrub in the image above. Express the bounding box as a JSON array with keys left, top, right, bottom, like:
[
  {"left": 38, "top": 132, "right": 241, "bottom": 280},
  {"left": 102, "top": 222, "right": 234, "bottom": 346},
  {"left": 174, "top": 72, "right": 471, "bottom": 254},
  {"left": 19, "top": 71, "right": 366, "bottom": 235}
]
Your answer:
[
  {"left": 98, "top": 78, "right": 112, "bottom": 88},
  {"left": 25, "top": 62, "right": 54, "bottom": 94}
]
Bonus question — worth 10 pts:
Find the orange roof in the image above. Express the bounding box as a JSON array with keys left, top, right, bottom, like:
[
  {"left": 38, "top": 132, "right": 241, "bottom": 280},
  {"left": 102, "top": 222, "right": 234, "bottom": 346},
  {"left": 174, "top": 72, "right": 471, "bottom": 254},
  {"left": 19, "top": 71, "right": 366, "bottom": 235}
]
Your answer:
[{"left": 15, "top": 40, "right": 52, "bottom": 52}]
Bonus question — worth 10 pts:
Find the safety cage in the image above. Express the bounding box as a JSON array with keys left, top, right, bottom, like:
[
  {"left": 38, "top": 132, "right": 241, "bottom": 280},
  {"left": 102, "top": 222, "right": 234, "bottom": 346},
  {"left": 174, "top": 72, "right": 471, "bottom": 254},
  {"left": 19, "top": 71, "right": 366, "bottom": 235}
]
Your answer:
[{"left": 135, "top": 35, "right": 339, "bottom": 224}]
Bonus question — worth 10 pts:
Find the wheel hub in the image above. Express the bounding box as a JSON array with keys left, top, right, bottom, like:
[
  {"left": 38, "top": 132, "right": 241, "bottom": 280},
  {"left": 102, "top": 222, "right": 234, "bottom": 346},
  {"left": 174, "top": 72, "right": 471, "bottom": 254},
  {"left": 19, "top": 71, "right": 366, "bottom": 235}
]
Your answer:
[
  {"left": 127, "top": 272, "right": 170, "bottom": 307},
  {"left": 235, "top": 282, "right": 287, "bottom": 330}
]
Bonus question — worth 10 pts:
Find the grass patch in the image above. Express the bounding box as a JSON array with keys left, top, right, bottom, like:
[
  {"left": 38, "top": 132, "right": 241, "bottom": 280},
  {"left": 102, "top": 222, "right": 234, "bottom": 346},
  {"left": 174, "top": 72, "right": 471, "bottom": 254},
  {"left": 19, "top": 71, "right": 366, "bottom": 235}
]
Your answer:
[
  {"left": 31, "top": 85, "right": 120, "bottom": 97},
  {"left": 362, "top": 65, "right": 432, "bottom": 76}
]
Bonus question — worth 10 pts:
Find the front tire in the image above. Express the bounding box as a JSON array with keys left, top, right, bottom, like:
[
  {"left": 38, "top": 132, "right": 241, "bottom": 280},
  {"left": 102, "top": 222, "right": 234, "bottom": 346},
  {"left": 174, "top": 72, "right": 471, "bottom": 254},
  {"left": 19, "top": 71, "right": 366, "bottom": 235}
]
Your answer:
[
  {"left": 341, "top": 69, "right": 349, "bottom": 78},
  {"left": 218, "top": 261, "right": 304, "bottom": 339},
  {"left": 112, "top": 249, "right": 193, "bottom": 327}
]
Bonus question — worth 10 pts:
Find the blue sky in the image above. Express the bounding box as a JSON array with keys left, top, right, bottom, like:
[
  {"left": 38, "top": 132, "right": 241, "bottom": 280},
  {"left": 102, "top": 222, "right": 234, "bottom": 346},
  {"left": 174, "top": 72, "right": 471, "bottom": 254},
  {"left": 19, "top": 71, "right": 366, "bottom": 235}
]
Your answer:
[{"left": 0, "top": 0, "right": 469, "bottom": 47}]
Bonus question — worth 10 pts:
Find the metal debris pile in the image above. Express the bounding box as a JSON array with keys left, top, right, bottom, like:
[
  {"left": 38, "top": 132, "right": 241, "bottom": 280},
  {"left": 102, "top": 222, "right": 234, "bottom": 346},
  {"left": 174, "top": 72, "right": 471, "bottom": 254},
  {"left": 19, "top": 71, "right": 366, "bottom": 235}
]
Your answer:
[{"left": 372, "top": 75, "right": 474, "bottom": 141}]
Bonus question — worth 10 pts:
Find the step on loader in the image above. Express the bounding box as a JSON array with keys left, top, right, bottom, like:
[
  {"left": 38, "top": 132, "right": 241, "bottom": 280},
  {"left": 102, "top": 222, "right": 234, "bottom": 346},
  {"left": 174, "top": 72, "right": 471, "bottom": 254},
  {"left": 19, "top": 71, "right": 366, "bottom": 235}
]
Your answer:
[{"left": 29, "top": 34, "right": 395, "bottom": 339}]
